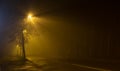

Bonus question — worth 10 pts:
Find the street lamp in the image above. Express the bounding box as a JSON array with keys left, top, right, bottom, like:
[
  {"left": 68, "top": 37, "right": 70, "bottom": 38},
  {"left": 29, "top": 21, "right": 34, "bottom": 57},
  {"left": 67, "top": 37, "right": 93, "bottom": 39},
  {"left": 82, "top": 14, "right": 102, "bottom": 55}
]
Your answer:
[{"left": 21, "top": 13, "right": 34, "bottom": 61}]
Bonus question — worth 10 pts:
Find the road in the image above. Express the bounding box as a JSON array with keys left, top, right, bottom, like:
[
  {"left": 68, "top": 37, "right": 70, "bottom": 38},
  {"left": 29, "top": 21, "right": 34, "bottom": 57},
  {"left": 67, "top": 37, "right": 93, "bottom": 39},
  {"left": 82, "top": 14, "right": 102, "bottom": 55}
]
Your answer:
[{"left": 0, "top": 57, "right": 111, "bottom": 71}]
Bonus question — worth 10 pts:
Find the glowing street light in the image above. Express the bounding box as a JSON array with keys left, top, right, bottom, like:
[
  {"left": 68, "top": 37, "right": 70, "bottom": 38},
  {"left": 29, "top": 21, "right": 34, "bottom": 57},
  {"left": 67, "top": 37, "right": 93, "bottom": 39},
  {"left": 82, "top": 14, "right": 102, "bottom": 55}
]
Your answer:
[
  {"left": 27, "top": 13, "right": 35, "bottom": 24},
  {"left": 28, "top": 14, "right": 32, "bottom": 20}
]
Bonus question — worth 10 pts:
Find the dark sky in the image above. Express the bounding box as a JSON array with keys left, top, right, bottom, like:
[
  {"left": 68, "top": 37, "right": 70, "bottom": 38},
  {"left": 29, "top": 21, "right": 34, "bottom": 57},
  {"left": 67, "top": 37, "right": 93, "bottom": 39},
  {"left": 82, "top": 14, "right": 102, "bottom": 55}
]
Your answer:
[{"left": 0, "top": 0, "right": 120, "bottom": 57}]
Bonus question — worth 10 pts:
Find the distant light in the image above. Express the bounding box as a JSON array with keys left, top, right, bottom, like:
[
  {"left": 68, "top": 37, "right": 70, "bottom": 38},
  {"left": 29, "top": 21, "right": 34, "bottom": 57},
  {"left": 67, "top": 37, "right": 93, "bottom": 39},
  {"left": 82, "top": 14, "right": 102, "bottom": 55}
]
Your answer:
[
  {"left": 16, "top": 44, "right": 20, "bottom": 48},
  {"left": 23, "top": 29, "right": 27, "bottom": 34}
]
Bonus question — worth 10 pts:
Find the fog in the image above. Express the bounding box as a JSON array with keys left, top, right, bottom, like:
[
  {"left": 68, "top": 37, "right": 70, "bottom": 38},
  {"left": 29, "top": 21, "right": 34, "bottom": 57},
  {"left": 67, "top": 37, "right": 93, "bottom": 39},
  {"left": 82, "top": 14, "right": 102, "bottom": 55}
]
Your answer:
[{"left": 1, "top": 0, "right": 120, "bottom": 60}]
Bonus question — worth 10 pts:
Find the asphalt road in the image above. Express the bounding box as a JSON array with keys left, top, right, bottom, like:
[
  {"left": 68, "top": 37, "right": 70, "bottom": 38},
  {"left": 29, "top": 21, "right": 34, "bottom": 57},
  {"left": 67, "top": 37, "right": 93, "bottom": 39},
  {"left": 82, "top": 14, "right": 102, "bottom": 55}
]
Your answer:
[{"left": 0, "top": 57, "right": 111, "bottom": 71}]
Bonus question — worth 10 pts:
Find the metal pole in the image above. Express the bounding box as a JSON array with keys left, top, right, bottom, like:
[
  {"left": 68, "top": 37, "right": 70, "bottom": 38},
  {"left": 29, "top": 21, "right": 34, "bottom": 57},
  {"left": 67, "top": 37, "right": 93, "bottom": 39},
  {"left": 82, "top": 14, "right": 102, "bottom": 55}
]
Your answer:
[{"left": 21, "top": 30, "right": 26, "bottom": 61}]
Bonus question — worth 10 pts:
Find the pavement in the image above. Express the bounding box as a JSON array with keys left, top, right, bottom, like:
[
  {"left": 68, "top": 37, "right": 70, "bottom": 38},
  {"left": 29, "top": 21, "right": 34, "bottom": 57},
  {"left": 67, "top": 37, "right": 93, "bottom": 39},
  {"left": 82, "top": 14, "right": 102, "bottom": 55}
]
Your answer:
[{"left": 0, "top": 57, "right": 119, "bottom": 71}]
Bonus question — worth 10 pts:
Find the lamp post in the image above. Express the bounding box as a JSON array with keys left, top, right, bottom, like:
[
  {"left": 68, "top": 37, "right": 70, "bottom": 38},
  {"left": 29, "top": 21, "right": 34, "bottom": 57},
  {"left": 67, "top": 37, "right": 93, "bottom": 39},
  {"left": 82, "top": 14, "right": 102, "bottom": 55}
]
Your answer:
[
  {"left": 21, "top": 13, "right": 33, "bottom": 61},
  {"left": 21, "top": 29, "right": 26, "bottom": 61}
]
